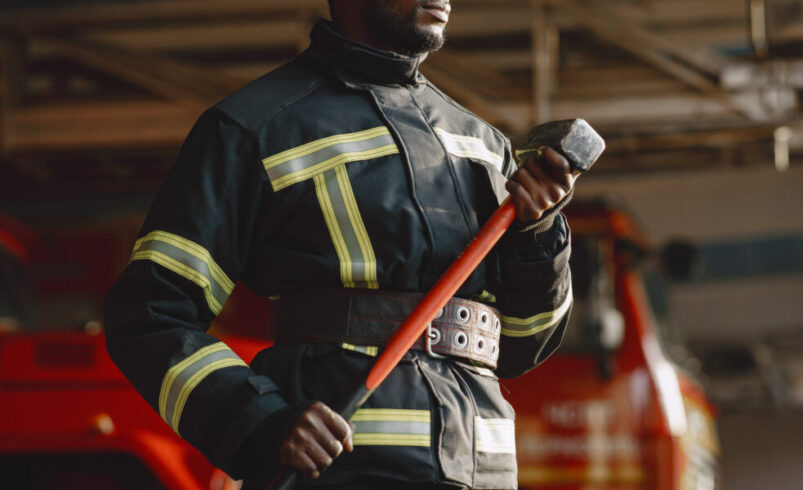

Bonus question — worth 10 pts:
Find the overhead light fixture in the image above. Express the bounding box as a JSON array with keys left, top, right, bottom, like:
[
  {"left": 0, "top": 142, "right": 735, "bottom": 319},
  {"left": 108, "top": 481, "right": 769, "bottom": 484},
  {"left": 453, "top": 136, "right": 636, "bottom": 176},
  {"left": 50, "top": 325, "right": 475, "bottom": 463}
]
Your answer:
[{"left": 774, "top": 125, "right": 791, "bottom": 172}]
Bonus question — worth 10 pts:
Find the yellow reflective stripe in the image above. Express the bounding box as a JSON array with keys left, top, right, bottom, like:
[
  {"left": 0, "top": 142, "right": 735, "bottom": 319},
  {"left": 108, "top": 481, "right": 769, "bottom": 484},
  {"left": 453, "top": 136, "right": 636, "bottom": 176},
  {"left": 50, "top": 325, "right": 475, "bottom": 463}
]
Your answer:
[
  {"left": 350, "top": 409, "right": 430, "bottom": 422},
  {"left": 263, "top": 126, "right": 390, "bottom": 170},
  {"left": 271, "top": 144, "right": 398, "bottom": 191},
  {"left": 170, "top": 357, "right": 246, "bottom": 433},
  {"left": 263, "top": 126, "right": 399, "bottom": 191},
  {"left": 158, "top": 342, "right": 247, "bottom": 434},
  {"left": 158, "top": 343, "right": 227, "bottom": 419},
  {"left": 350, "top": 409, "right": 431, "bottom": 447},
  {"left": 474, "top": 290, "right": 497, "bottom": 304},
  {"left": 134, "top": 231, "right": 234, "bottom": 293},
  {"left": 131, "top": 249, "right": 225, "bottom": 314},
  {"left": 314, "top": 171, "right": 354, "bottom": 287},
  {"left": 475, "top": 417, "right": 516, "bottom": 454},
  {"left": 131, "top": 231, "right": 233, "bottom": 315},
  {"left": 352, "top": 434, "right": 430, "bottom": 446},
  {"left": 314, "top": 166, "right": 379, "bottom": 289},
  {"left": 434, "top": 127, "right": 504, "bottom": 170},
  {"left": 501, "top": 287, "right": 573, "bottom": 338},
  {"left": 336, "top": 165, "right": 378, "bottom": 288},
  {"left": 341, "top": 343, "right": 379, "bottom": 357}
]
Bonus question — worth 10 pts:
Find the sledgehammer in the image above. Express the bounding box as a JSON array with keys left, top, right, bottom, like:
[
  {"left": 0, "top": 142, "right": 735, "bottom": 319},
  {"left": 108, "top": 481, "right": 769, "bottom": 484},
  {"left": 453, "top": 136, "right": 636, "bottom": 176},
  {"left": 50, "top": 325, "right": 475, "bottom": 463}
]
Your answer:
[{"left": 268, "top": 118, "right": 604, "bottom": 490}]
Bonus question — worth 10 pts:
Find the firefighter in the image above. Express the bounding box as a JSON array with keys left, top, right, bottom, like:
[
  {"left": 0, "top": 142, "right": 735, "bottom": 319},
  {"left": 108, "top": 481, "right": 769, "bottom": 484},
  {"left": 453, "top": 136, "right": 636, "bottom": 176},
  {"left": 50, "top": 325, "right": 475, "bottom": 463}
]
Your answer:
[{"left": 104, "top": 1, "right": 576, "bottom": 488}]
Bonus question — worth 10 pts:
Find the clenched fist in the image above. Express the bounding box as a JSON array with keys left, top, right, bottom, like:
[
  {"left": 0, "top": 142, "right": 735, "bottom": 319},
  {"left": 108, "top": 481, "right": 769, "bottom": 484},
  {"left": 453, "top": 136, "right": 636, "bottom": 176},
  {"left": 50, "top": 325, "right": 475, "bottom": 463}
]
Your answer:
[
  {"left": 278, "top": 401, "right": 354, "bottom": 479},
  {"left": 506, "top": 147, "right": 577, "bottom": 224}
]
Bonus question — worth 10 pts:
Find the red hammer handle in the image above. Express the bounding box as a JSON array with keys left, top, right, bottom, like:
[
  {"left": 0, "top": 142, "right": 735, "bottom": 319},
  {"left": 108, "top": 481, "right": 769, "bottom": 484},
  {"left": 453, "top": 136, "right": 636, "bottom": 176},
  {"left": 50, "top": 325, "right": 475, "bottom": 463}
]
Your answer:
[
  {"left": 268, "top": 199, "right": 516, "bottom": 490},
  {"left": 367, "top": 198, "right": 515, "bottom": 390}
]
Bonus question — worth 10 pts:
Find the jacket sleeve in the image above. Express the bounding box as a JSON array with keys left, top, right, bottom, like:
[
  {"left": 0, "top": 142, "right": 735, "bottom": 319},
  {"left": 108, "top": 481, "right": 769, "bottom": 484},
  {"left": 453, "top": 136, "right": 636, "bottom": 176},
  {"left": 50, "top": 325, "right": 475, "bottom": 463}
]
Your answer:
[
  {"left": 103, "top": 109, "right": 303, "bottom": 478},
  {"left": 492, "top": 141, "right": 573, "bottom": 379}
]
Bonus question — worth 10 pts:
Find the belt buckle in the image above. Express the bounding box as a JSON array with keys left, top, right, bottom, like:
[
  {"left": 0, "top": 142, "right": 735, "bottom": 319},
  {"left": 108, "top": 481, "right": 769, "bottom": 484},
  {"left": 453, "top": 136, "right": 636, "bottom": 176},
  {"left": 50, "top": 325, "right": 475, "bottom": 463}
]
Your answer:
[{"left": 425, "top": 322, "right": 447, "bottom": 359}]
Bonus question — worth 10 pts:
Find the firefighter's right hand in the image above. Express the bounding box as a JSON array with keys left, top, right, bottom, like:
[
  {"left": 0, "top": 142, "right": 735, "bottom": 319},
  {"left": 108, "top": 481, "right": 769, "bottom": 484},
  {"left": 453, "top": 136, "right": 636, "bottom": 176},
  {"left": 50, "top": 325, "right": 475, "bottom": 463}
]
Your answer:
[{"left": 278, "top": 401, "right": 354, "bottom": 479}]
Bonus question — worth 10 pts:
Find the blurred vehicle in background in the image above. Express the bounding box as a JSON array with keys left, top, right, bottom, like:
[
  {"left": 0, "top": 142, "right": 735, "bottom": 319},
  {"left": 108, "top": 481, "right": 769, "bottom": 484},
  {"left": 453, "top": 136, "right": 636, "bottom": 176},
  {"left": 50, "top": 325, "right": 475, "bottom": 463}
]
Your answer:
[
  {"left": 0, "top": 214, "right": 252, "bottom": 489},
  {"left": 0, "top": 202, "right": 720, "bottom": 489},
  {"left": 0, "top": 214, "right": 36, "bottom": 333},
  {"left": 0, "top": 330, "right": 260, "bottom": 490},
  {"left": 506, "top": 201, "right": 720, "bottom": 490}
]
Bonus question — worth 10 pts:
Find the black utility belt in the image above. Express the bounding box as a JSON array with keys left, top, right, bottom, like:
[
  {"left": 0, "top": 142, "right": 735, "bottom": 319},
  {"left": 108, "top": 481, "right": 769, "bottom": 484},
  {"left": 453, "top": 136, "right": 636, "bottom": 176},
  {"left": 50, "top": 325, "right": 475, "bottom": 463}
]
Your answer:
[{"left": 274, "top": 288, "right": 501, "bottom": 368}]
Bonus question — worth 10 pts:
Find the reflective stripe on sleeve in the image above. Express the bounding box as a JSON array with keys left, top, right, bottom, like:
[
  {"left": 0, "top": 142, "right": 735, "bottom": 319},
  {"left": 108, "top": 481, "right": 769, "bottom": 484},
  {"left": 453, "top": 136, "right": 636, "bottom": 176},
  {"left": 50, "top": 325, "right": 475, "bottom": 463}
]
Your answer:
[
  {"left": 434, "top": 127, "right": 504, "bottom": 171},
  {"left": 130, "top": 231, "right": 234, "bottom": 315},
  {"left": 475, "top": 417, "right": 516, "bottom": 454},
  {"left": 262, "top": 126, "right": 399, "bottom": 191},
  {"left": 350, "top": 409, "right": 430, "bottom": 447},
  {"left": 314, "top": 166, "right": 379, "bottom": 289},
  {"left": 501, "top": 287, "right": 573, "bottom": 338},
  {"left": 158, "top": 342, "right": 247, "bottom": 434}
]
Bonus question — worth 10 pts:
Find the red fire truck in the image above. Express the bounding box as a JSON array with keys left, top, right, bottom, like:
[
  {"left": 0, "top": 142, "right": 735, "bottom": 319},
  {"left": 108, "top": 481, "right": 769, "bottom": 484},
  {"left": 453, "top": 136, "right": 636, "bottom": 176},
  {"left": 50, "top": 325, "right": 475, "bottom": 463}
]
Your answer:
[
  {"left": 0, "top": 202, "right": 719, "bottom": 489},
  {"left": 505, "top": 202, "right": 720, "bottom": 490}
]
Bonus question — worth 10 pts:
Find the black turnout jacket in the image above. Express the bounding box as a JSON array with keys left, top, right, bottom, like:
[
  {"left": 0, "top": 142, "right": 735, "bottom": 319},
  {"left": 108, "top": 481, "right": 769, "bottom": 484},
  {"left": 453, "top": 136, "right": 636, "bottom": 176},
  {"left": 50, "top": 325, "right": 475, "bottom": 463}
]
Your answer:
[{"left": 105, "top": 20, "right": 572, "bottom": 489}]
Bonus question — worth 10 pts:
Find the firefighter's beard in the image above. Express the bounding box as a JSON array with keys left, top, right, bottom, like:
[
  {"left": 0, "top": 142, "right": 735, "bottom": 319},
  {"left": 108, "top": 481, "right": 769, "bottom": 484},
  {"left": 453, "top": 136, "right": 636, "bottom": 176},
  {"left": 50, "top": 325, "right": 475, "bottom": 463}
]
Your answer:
[{"left": 366, "top": 3, "right": 446, "bottom": 56}]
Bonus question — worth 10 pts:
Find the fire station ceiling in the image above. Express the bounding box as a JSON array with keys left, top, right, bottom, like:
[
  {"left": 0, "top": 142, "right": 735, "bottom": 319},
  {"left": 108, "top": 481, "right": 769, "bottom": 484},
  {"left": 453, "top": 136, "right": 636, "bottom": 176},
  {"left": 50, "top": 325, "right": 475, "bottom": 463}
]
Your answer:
[{"left": 1, "top": 0, "right": 802, "bottom": 194}]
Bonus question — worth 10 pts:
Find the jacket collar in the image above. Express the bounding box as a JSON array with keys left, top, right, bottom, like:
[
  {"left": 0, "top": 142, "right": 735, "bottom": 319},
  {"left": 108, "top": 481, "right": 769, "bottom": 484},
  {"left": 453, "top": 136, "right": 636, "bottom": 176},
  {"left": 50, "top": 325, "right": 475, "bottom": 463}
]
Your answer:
[{"left": 304, "top": 19, "right": 426, "bottom": 87}]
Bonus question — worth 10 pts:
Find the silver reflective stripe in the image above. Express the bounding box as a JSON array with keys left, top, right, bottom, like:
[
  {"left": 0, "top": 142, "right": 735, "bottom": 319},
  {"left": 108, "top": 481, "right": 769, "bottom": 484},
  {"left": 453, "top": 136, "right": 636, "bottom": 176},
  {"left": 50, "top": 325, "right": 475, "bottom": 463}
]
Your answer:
[
  {"left": 354, "top": 420, "right": 430, "bottom": 435},
  {"left": 350, "top": 409, "right": 431, "bottom": 447},
  {"left": 341, "top": 343, "right": 379, "bottom": 356},
  {"left": 130, "top": 231, "right": 234, "bottom": 315},
  {"left": 475, "top": 417, "right": 516, "bottom": 454},
  {"left": 263, "top": 127, "right": 399, "bottom": 191},
  {"left": 501, "top": 287, "right": 573, "bottom": 338},
  {"left": 314, "top": 166, "right": 378, "bottom": 289},
  {"left": 158, "top": 342, "right": 247, "bottom": 434},
  {"left": 434, "top": 127, "right": 504, "bottom": 171}
]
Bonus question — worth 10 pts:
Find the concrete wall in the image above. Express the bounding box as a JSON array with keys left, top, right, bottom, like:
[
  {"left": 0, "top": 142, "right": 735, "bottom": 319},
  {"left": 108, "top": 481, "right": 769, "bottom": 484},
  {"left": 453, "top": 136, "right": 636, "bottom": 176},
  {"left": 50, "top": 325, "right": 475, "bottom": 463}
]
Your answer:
[
  {"left": 576, "top": 164, "right": 803, "bottom": 243},
  {"left": 576, "top": 164, "right": 803, "bottom": 342}
]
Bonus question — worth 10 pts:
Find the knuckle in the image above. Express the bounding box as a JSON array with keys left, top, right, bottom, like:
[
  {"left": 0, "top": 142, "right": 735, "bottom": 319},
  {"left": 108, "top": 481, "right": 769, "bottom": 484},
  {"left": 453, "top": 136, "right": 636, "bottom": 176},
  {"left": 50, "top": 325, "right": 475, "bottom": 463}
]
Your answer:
[
  {"left": 521, "top": 207, "right": 539, "bottom": 222},
  {"left": 290, "top": 427, "right": 305, "bottom": 442},
  {"left": 331, "top": 440, "right": 344, "bottom": 456}
]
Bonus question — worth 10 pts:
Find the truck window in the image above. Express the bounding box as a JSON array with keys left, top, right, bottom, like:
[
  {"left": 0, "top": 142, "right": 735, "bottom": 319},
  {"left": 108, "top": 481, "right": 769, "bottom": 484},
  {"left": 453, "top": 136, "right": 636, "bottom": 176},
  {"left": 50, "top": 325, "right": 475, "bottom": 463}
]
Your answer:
[
  {"left": 640, "top": 261, "right": 697, "bottom": 371},
  {"left": 560, "top": 234, "right": 621, "bottom": 353},
  {"left": 0, "top": 248, "right": 30, "bottom": 331}
]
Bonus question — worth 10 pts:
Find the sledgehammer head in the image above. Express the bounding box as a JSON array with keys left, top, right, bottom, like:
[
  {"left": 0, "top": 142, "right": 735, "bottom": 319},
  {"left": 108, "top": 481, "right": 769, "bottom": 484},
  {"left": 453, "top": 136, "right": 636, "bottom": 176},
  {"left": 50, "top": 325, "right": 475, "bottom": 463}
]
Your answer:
[{"left": 517, "top": 118, "right": 605, "bottom": 172}]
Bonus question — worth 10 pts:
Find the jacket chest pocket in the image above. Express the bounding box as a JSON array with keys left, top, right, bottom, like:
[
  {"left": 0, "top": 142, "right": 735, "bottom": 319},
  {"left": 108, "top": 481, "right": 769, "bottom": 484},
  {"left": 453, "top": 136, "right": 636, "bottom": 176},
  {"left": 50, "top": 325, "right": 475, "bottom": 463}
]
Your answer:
[{"left": 433, "top": 127, "right": 510, "bottom": 207}]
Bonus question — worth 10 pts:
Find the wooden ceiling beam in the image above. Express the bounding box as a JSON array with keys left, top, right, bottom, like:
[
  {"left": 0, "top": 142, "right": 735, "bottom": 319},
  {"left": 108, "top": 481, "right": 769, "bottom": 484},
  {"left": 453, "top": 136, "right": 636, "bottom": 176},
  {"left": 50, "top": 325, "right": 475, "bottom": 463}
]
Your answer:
[
  {"left": 564, "top": 5, "right": 723, "bottom": 90},
  {"left": 81, "top": 18, "right": 310, "bottom": 54},
  {"left": 419, "top": 63, "right": 527, "bottom": 133},
  {"left": 426, "top": 49, "right": 529, "bottom": 101},
  {"left": 38, "top": 36, "right": 249, "bottom": 107},
  {"left": 603, "top": 126, "right": 779, "bottom": 153},
  {"left": 608, "top": 0, "right": 747, "bottom": 26},
  {"left": 1, "top": 0, "right": 329, "bottom": 30},
  {"left": 445, "top": 6, "right": 533, "bottom": 37},
  {"left": 1, "top": 37, "right": 26, "bottom": 155},
  {"left": 8, "top": 100, "right": 200, "bottom": 151}
]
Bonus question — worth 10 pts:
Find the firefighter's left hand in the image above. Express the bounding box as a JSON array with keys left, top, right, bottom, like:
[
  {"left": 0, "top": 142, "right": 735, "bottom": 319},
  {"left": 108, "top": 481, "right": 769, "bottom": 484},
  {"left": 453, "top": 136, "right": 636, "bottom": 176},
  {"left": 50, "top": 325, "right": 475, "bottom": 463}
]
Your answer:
[{"left": 505, "top": 147, "right": 577, "bottom": 223}]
